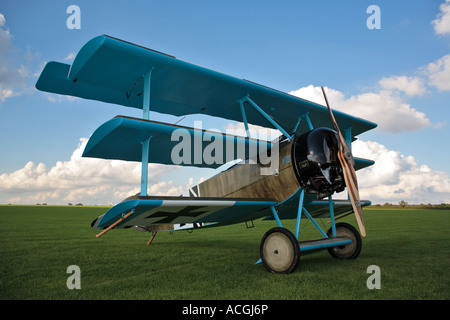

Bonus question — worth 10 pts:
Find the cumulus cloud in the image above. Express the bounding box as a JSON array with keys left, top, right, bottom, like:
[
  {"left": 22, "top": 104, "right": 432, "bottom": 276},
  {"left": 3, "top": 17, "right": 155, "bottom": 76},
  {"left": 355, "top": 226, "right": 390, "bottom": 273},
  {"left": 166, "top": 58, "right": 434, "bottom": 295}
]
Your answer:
[
  {"left": 425, "top": 2, "right": 450, "bottom": 91},
  {"left": 0, "top": 13, "right": 49, "bottom": 104},
  {"left": 222, "top": 121, "right": 281, "bottom": 139},
  {"left": 289, "top": 2, "right": 450, "bottom": 134},
  {"left": 0, "top": 138, "right": 186, "bottom": 205},
  {"left": 424, "top": 54, "right": 450, "bottom": 91},
  {"left": 378, "top": 75, "right": 427, "bottom": 97},
  {"left": 0, "top": 13, "right": 25, "bottom": 102},
  {"left": 63, "top": 52, "right": 76, "bottom": 61},
  {"left": 0, "top": 13, "right": 43, "bottom": 103},
  {"left": 289, "top": 82, "right": 449, "bottom": 204},
  {"left": 353, "top": 140, "right": 450, "bottom": 204},
  {"left": 432, "top": 0, "right": 450, "bottom": 35},
  {"left": 1, "top": 136, "right": 449, "bottom": 206},
  {"left": 289, "top": 85, "right": 431, "bottom": 133}
]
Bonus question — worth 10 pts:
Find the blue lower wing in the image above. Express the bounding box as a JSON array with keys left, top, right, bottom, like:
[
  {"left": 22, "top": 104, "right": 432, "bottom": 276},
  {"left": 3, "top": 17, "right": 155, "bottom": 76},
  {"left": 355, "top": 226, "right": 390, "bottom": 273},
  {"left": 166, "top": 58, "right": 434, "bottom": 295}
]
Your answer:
[{"left": 92, "top": 197, "right": 277, "bottom": 230}]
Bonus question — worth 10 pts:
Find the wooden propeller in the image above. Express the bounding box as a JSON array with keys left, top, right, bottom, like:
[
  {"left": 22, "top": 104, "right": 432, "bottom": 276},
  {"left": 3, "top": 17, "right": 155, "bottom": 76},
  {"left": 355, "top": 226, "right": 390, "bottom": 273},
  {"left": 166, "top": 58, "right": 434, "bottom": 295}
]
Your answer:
[{"left": 321, "top": 87, "right": 366, "bottom": 237}]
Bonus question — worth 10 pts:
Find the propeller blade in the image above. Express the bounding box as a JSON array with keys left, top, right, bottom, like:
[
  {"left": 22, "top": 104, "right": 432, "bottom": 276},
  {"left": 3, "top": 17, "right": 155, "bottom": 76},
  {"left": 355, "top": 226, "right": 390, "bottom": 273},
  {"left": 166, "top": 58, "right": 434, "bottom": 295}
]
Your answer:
[{"left": 321, "top": 87, "right": 366, "bottom": 237}]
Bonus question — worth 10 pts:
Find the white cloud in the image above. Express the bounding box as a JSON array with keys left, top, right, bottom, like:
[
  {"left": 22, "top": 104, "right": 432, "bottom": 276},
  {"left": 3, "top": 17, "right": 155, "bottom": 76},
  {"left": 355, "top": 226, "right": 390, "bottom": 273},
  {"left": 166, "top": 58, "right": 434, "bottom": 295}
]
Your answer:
[
  {"left": 289, "top": 83, "right": 449, "bottom": 204},
  {"left": 427, "top": 2, "right": 450, "bottom": 91},
  {"left": 289, "top": 85, "right": 431, "bottom": 133},
  {"left": 0, "top": 13, "right": 43, "bottom": 103},
  {"left": 424, "top": 54, "right": 450, "bottom": 91},
  {"left": 64, "top": 52, "right": 76, "bottom": 61},
  {"left": 353, "top": 140, "right": 450, "bottom": 204},
  {"left": 222, "top": 121, "right": 281, "bottom": 140},
  {"left": 0, "top": 87, "right": 19, "bottom": 102},
  {"left": 289, "top": 2, "right": 450, "bottom": 134},
  {"left": 0, "top": 14, "right": 24, "bottom": 101},
  {"left": 45, "top": 92, "right": 79, "bottom": 103},
  {"left": 378, "top": 75, "right": 426, "bottom": 97},
  {"left": 1, "top": 137, "right": 448, "bottom": 206},
  {"left": 0, "top": 138, "right": 186, "bottom": 205},
  {"left": 0, "top": 13, "right": 5, "bottom": 27},
  {"left": 432, "top": 0, "right": 450, "bottom": 35}
]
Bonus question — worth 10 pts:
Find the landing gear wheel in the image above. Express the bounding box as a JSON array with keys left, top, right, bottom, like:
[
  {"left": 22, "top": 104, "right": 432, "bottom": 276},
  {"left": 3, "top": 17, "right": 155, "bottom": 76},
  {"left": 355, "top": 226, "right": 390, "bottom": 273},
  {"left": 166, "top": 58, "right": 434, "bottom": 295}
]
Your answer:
[
  {"left": 260, "top": 227, "right": 300, "bottom": 274},
  {"left": 327, "top": 222, "right": 362, "bottom": 259}
]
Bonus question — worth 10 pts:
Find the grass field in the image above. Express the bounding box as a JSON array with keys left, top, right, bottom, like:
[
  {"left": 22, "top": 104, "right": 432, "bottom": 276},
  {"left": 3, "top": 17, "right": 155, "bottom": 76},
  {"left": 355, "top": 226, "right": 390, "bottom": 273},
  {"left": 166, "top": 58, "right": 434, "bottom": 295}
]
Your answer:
[{"left": 0, "top": 205, "right": 449, "bottom": 300}]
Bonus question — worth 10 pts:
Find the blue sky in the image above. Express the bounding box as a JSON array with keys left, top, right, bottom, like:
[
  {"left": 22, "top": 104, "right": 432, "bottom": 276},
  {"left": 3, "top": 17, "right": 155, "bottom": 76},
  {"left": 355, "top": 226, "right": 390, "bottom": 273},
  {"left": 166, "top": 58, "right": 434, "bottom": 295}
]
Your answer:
[{"left": 1, "top": 0, "right": 449, "bottom": 205}]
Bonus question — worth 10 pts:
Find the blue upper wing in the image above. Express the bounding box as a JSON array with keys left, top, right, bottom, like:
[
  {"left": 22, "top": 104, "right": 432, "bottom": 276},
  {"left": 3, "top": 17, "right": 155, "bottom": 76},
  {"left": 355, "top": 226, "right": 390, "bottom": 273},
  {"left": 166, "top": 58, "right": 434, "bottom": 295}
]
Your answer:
[{"left": 36, "top": 35, "right": 377, "bottom": 138}]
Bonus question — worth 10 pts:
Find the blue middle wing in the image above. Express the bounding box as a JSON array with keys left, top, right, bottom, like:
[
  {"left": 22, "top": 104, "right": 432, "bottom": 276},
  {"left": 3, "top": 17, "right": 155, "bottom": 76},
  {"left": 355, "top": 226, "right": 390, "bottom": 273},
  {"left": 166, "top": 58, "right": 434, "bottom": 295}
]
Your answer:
[{"left": 83, "top": 115, "right": 272, "bottom": 168}]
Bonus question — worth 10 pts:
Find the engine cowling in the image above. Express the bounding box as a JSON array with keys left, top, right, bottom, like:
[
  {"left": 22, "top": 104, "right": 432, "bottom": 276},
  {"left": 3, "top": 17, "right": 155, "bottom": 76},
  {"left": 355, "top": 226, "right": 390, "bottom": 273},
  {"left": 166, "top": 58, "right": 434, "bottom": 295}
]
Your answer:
[{"left": 291, "top": 127, "right": 346, "bottom": 198}]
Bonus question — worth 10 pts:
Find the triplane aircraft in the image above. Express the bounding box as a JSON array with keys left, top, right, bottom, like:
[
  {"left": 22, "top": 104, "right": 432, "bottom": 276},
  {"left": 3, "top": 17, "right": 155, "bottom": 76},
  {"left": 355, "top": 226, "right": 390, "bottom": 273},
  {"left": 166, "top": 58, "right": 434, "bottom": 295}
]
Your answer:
[{"left": 36, "top": 35, "right": 377, "bottom": 273}]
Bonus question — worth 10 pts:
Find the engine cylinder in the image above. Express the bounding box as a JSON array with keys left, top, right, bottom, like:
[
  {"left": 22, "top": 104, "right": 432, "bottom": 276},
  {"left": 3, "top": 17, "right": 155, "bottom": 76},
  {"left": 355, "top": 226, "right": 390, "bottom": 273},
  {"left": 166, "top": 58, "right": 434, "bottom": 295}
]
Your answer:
[{"left": 291, "top": 127, "right": 345, "bottom": 198}]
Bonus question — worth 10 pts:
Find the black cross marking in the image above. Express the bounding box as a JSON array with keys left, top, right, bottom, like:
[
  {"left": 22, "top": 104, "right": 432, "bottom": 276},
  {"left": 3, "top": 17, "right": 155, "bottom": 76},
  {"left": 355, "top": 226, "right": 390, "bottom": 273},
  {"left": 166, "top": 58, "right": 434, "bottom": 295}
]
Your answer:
[{"left": 145, "top": 206, "right": 209, "bottom": 224}]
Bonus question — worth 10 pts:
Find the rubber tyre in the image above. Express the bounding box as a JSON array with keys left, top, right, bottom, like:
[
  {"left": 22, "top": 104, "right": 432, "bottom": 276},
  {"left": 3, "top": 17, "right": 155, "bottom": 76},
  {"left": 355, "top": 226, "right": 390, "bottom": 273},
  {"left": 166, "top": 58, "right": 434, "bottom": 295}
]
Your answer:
[
  {"left": 327, "top": 222, "right": 362, "bottom": 259},
  {"left": 260, "top": 227, "right": 300, "bottom": 274}
]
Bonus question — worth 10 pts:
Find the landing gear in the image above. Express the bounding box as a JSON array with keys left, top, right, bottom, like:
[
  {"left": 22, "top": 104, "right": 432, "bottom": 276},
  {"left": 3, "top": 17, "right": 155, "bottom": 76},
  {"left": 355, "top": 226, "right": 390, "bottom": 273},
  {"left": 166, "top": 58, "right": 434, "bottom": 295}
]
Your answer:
[
  {"left": 326, "top": 222, "right": 362, "bottom": 259},
  {"left": 259, "top": 193, "right": 364, "bottom": 273},
  {"left": 260, "top": 227, "right": 300, "bottom": 274}
]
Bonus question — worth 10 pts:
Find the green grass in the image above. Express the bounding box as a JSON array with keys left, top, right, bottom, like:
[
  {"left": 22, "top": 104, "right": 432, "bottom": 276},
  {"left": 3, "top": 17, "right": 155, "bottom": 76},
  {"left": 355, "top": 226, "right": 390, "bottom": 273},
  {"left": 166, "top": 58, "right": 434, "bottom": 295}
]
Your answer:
[{"left": 0, "top": 205, "right": 449, "bottom": 300}]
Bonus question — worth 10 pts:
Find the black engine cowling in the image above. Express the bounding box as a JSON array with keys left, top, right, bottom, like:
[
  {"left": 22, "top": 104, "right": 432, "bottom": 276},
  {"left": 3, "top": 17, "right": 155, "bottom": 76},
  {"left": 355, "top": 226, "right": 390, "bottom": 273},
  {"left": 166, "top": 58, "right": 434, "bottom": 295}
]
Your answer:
[{"left": 291, "top": 127, "right": 345, "bottom": 198}]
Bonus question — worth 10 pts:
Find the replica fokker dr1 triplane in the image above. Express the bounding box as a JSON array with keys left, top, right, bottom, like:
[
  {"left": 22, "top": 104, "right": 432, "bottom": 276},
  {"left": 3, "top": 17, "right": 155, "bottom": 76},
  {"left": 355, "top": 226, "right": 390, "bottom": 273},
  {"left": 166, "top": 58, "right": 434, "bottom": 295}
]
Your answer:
[{"left": 37, "top": 35, "right": 377, "bottom": 273}]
